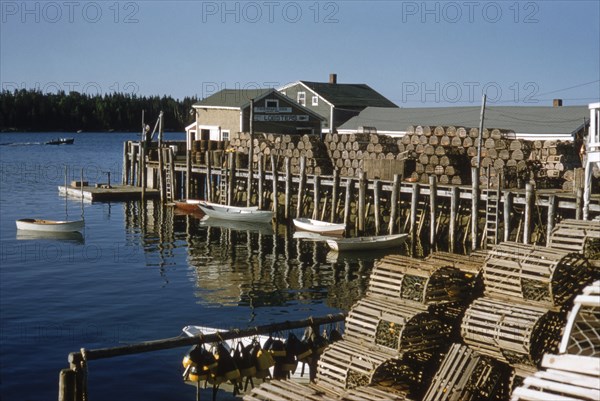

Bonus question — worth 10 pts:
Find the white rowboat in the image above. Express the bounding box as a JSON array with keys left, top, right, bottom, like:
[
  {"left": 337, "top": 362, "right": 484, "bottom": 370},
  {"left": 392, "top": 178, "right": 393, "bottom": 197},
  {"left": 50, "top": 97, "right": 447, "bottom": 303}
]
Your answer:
[
  {"left": 16, "top": 218, "right": 84, "bottom": 233},
  {"left": 197, "top": 201, "right": 273, "bottom": 224},
  {"left": 293, "top": 218, "right": 345, "bottom": 236},
  {"left": 326, "top": 233, "right": 408, "bottom": 252}
]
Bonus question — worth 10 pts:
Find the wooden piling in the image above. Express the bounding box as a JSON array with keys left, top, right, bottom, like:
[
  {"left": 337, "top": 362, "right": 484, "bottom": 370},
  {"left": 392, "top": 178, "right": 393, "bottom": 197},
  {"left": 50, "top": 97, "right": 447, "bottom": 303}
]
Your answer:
[
  {"left": 389, "top": 174, "right": 400, "bottom": 234},
  {"left": 258, "top": 154, "right": 264, "bottom": 209},
  {"left": 471, "top": 167, "right": 480, "bottom": 250},
  {"left": 358, "top": 172, "right": 367, "bottom": 233},
  {"left": 576, "top": 188, "right": 583, "bottom": 220},
  {"left": 270, "top": 154, "right": 278, "bottom": 216},
  {"left": 373, "top": 180, "right": 381, "bottom": 235},
  {"left": 140, "top": 143, "right": 146, "bottom": 198},
  {"left": 450, "top": 185, "right": 459, "bottom": 252},
  {"left": 186, "top": 147, "right": 191, "bottom": 200},
  {"left": 410, "top": 183, "right": 419, "bottom": 236},
  {"left": 547, "top": 194, "right": 557, "bottom": 245},
  {"left": 312, "top": 175, "right": 321, "bottom": 220},
  {"left": 227, "top": 152, "right": 235, "bottom": 206},
  {"left": 131, "top": 144, "right": 138, "bottom": 187},
  {"left": 343, "top": 178, "right": 353, "bottom": 228},
  {"left": 122, "top": 141, "right": 129, "bottom": 185},
  {"left": 285, "top": 157, "right": 291, "bottom": 219},
  {"left": 58, "top": 368, "right": 76, "bottom": 401},
  {"left": 205, "top": 150, "right": 212, "bottom": 202},
  {"left": 503, "top": 190, "right": 512, "bottom": 242},
  {"left": 296, "top": 156, "right": 306, "bottom": 218},
  {"left": 524, "top": 182, "right": 534, "bottom": 244},
  {"left": 331, "top": 169, "right": 340, "bottom": 222},
  {"left": 429, "top": 175, "right": 437, "bottom": 245}
]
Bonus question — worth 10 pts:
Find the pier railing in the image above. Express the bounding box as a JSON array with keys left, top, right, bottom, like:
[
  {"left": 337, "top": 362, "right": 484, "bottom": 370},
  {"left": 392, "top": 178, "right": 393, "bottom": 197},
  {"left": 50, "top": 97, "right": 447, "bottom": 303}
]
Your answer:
[{"left": 58, "top": 313, "right": 346, "bottom": 401}]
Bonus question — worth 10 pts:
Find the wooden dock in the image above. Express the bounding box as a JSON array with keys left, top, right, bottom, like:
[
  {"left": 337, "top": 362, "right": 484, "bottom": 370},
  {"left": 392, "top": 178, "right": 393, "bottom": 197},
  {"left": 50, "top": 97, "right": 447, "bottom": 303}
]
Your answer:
[{"left": 58, "top": 184, "right": 159, "bottom": 202}]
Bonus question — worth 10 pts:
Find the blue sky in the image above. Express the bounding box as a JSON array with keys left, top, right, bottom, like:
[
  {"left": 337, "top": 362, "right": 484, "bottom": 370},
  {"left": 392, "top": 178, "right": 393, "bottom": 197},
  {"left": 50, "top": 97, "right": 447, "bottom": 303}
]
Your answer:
[{"left": 1, "top": 0, "right": 599, "bottom": 107}]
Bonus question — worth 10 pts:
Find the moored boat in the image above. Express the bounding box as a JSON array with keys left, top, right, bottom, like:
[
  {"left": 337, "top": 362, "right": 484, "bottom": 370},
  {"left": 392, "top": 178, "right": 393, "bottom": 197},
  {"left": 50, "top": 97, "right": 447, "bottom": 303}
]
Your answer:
[
  {"left": 46, "top": 137, "right": 74, "bottom": 145},
  {"left": 292, "top": 218, "right": 345, "bottom": 236},
  {"left": 16, "top": 218, "right": 84, "bottom": 233},
  {"left": 326, "top": 233, "right": 408, "bottom": 252},
  {"left": 198, "top": 201, "right": 272, "bottom": 223},
  {"left": 174, "top": 199, "right": 205, "bottom": 213}
]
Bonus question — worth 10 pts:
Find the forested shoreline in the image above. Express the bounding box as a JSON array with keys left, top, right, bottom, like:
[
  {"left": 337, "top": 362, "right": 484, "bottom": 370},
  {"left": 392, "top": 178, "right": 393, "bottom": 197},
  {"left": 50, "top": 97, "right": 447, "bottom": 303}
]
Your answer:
[{"left": 0, "top": 90, "right": 198, "bottom": 132}]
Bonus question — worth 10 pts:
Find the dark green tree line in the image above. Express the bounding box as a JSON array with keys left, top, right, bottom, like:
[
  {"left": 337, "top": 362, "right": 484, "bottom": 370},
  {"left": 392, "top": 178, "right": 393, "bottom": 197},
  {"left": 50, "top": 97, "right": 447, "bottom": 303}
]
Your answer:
[{"left": 0, "top": 89, "right": 198, "bottom": 132}]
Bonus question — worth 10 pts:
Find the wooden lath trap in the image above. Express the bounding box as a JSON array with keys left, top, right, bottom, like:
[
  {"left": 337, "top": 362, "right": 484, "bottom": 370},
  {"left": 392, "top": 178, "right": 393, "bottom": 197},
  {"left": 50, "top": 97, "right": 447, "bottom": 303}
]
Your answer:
[
  {"left": 483, "top": 242, "right": 595, "bottom": 309},
  {"left": 461, "top": 297, "right": 564, "bottom": 368}
]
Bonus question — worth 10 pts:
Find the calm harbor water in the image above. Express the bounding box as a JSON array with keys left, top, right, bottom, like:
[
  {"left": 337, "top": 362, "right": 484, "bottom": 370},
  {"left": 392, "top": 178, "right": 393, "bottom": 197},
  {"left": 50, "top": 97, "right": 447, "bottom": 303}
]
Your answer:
[{"left": 0, "top": 132, "right": 398, "bottom": 400}]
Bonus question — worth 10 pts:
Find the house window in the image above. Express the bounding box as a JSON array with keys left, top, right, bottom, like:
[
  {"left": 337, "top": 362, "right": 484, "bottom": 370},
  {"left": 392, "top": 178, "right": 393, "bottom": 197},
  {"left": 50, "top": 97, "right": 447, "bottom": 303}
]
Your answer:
[
  {"left": 221, "top": 130, "right": 230, "bottom": 141},
  {"left": 312, "top": 95, "right": 319, "bottom": 106},
  {"left": 297, "top": 92, "right": 306, "bottom": 106},
  {"left": 265, "top": 99, "right": 279, "bottom": 109}
]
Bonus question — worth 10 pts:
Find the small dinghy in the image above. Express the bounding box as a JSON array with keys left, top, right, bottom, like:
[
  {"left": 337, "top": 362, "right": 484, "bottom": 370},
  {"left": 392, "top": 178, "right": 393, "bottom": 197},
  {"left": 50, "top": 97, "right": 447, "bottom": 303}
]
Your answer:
[
  {"left": 326, "top": 233, "right": 408, "bottom": 252},
  {"left": 174, "top": 199, "right": 205, "bottom": 214},
  {"left": 16, "top": 218, "right": 84, "bottom": 233},
  {"left": 293, "top": 218, "right": 345, "bottom": 236},
  {"left": 198, "top": 201, "right": 273, "bottom": 224}
]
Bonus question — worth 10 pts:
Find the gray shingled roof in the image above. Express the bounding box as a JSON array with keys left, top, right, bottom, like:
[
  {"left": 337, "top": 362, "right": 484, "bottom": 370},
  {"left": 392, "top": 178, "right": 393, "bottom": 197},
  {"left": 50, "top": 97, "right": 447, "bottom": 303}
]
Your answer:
[
  {"left": 338, "top": 106, "right": 589, "bottom": 136},
  {"left": 194, "top": 89, "right": 274, "bottom": 108},
  {"left": 300, "top": 81, "right": 398, "bottom": 108}
]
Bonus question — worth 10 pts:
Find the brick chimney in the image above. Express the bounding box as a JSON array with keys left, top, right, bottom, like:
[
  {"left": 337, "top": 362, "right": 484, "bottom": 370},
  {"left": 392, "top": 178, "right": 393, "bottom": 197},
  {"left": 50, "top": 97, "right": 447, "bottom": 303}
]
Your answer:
[
  {"left": 329, "top": 73, "right": 337, "bottom": 84},
  {"left": 553, "top": 98, "right": 563, "bottom": 107}
]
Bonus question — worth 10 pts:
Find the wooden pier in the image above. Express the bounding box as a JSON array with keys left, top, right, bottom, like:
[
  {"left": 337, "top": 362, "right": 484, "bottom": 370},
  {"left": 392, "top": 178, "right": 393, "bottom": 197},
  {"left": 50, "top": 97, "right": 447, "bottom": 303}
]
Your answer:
[{"left": 122, "top": 136, "right": 599, "bottom": 251}]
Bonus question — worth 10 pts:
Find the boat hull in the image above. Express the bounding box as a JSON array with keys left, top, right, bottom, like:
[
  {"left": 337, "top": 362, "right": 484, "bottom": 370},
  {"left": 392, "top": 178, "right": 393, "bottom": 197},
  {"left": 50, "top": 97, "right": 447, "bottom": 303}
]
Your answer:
[
  {"left": 174, "top": 199, "right": 204, "bottom": 213},
  {"left": 16, "top": 219, "right": 84, "bottom": 233},
  {"left": 293, "top": 218, "right": 345, "bottom": 236},
  {"left": 326, "top": 233, "right": 408, "bottom": 252},
  {"left": 198, "top": 201, "right": 272, "bottom": 223}
]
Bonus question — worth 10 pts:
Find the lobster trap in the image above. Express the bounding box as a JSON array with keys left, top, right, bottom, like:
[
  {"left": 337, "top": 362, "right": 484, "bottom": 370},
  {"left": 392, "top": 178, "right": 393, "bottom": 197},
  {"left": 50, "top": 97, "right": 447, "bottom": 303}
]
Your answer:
[
  {"left": 461, "top": 297, "right": 564, "bottom": 367},
  {"left": 483, "top": 242, "right": 594, "bottom": 309}
]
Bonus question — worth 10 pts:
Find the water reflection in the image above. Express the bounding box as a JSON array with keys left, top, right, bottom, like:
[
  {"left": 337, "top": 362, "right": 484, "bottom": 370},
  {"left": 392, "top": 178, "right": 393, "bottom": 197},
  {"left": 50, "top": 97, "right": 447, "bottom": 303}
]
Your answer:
[{"left": 121, "top": 199, "right": 405, "bottom": 312}]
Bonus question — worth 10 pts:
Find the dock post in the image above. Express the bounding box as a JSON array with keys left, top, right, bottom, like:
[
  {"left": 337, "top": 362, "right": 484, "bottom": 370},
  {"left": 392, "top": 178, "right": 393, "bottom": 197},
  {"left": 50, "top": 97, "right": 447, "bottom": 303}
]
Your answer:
[
  {"left": 312, "top": 175, "right": 321, "bottom": 220},
  {"left": 471, "top": 168, "right": 480, "bottom": 250},
  {"left": 58, "top": 368, "right": 76, "bottom": 401},
  {"left": 524, "top": 182, "right": 534, "bottom": 244},
  {"left": 373, "top": 180, "right": 381, "bottom": 235},
  {"left": 503, "top": 190, "right": 512, "bottom": 241},
  {"left": 206, "top": 150, "right": 212, "bottom": 202},
  {"left": 285, "top": 157, "right": 291, "bottom": 219},
  {"left": 576, "top": 188, "right": 583, "bottom": 220},
  {"left": 343, "top": 178, "right": 353, "bottom": 228},
  {"left": 296, "top": 156, "right": 306, "bottom": 218},
  {"left": 227, "top": 152, "right": 235, "bottom": 205},
  {"left": 122, "top": 141, "right": 129, "bottom": 185},
  {"left": 358, "top": 172, "right": 367, "bottom": 234},
  {"left": 131, "top": 144, "right": 138, "bottom": 187},
  {"left": 547, "top": 194, "right": 557, "bottom": 245},
  {"left": 258, "top": 154, "right": 264, "bottom": 209},
  {"left": 270, "top": 155, "right": 278, "bottom": 217},
  {"left": 140, "top": 143, "right": 146, "bottom": 198},
  {"left": 429, "top": 175, "right": 437, "bottom": 246},
  {"left": 331, "top": 169, "right": 340, "bottom": 222},
  {"left": 389, "top": 174, "right": 400, "bottom": 234},
  {"left": 410, "top": 183, "right": 419, "bottom": 236},
  {"left": 185, "top": 146, "right": 191, "bottom": 199},
  {"left": 450, "top": 185, "right": 459, "bottom": 252}
]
